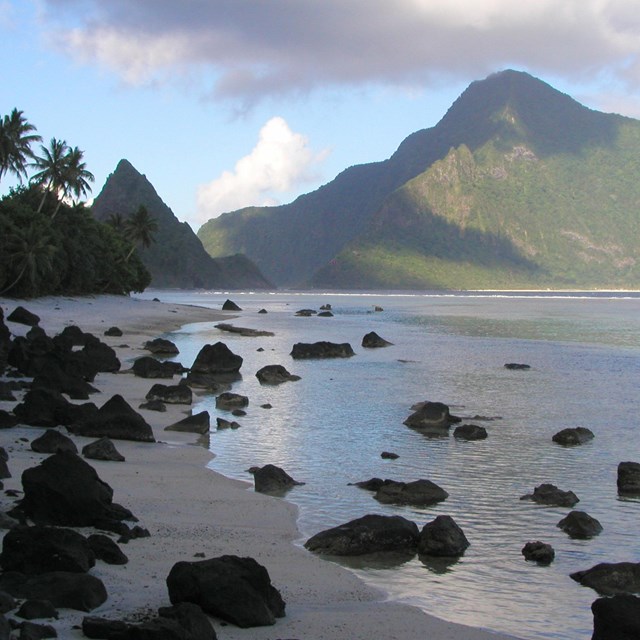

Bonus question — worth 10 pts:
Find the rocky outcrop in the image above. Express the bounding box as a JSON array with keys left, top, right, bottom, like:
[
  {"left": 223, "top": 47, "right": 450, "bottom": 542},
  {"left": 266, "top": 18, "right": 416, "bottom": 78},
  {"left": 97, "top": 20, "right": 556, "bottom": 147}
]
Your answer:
[
  {"left": 166, "top": 555, "right": 285, "bottom": 628},
  {"left": 504, "top": 363, "right": 530, "bottom": 370},
  {"left": 374, "top": 479, "right": 448, "bottom": 507},
  {"left": 305, "top": 514, "right": 419, "bottom": 556},
  {"left": 145, "top": 383, "right": 192, "bottom": 405},
  {"left": 418, "top": 515, "right": 469, "bottom": 557},
  {"left": 557, "top": 510, "right": 603, "bottom": 539},
  {"left": 255, "top": 365, "right": 300, "bottom": 385},
  {"left": 520, "top": 483, "right": 579, "bottom": 507},
  {"left": 403, "top": 401, "right": 461, "bottom": 432},
  {"left": 552, "top": 427, "right": 594, "bottom": 446},
  {"left": 591, "top": 594, "right": 640, "bottom": 640},
  {"left": 216, "top": 323, "right": 274, "bottom": 337},
  {"left": 190, "top": 343, "right": 243, "bottom": 380},
  {"left": 453, "top": 424, "right": 488, "bottom": 440},
  {"left": 361, "top": 332, "right": 392, "bottom": 348},
  {"left": 165, "top": 412, "right": 211, "bottom": 435},
  {"left": 252, "top": 465, "right": 304, "bottom": 495},
  {"left": 290, "top": 342, "right": 355, "bottom": 359},
  {"left": 522, "top": 541, "right": 555, "bottom": 565},
  {"left": 617, "top": 461, "right": 640, "bottom": 495},
  {"left": 222, "top": 299, "right": 242, "bottom": 311},
  {"left": 571, "top": 562, "right": 640, "bottom": 595},
  {"left": 10, "top": 451, "right": 136, "bottom": 529},
  {"left": 68, "top": 395, "right": 155, "bottom": 443}
]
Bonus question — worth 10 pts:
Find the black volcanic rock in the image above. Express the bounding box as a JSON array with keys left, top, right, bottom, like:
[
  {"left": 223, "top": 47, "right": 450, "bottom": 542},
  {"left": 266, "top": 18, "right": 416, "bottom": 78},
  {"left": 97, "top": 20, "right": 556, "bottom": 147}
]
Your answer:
[
  {"left": 91, "top": 159, "right": 272, "bottom": 289},
  {"left": 591, "top": 594, "right": 640, "bottom": 640},
  {"left": 418, "top": 515, "right": 469, "bottom": 557}
]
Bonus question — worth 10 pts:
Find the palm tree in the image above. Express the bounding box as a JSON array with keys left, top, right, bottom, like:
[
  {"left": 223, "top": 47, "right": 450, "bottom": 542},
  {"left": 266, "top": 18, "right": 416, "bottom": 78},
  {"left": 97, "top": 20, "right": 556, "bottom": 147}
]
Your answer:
[
  {"left": 63, "top": 146, "right": 94, "bottom": 204},
  {"left": 0, "top": 109, "right": 41, "bottom": 184},
  {"left": 124, "top": 205, "right": 158, "bottom": 261},
  {"left": 106, "top": 212, "right": 126, "bottom": 232},
  {"left": 30, "top": 137, "right": 70, "bottom": 213},
  {"left": 0, "top": 221, "right": 57, "bottom": 296}
]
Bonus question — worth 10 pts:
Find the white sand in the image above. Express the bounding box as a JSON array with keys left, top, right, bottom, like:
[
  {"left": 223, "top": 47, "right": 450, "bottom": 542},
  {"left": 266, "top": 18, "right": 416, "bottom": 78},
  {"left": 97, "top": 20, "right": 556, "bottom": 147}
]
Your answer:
[{"left": 0, "top": 295, "right": 520, "bottom": 640}]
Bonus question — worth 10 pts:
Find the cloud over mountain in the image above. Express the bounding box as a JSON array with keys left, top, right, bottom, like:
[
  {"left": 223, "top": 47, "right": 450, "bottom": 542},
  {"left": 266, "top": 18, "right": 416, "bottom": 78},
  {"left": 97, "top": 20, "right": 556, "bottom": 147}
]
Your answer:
[
  {"left": 43, "top": 0, "right": 640, "bottom": 105},
  {"left": 196, "top": 116, "right": 327, "bottom": 223}
]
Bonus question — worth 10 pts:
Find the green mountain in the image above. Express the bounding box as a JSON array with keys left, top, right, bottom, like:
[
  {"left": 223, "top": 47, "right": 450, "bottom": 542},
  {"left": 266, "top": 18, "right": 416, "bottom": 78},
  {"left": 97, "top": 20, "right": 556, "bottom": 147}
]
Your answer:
[
  {"left": 199, "top": 70, "right": 640, "bottom": 290},
  {"left": 91, "top": 160, "right": 272, "bottom": 289}
]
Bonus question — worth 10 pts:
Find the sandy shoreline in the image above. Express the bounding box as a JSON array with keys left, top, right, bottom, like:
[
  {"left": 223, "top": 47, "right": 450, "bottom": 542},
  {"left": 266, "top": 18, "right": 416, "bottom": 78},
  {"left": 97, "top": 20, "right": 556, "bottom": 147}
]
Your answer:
[{"left": 0, "top": 294, "right": 520, "bottom": 640}]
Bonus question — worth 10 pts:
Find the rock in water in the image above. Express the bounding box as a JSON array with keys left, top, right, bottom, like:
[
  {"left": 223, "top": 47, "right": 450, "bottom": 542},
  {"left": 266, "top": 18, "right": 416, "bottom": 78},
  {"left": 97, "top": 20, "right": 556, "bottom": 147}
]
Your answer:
[
  {"left": 552, "top": 427, "right": 595, "bottom": 445},
  {"left": 222, "top": 299, "right": 242, "bottom": 311},
  {"left": 618, "top": 461, "right": 640, "bottom": 495},
  {"left": 522, "top": 541, "right": 555, "bottom": 565},
  {"left": 166, "top": 555, "right": 285, "bottom": 628},
  {"left": 144, "top": 337, "right": 179, "bottom": 355},
  {"left": 11, "top": 451, "right": 135, "bottom": 528},
  {"left": 165, "top": 412, "right": 211, "bottom": 435},
  {"left": 290, "top": 342, "right": 354, "bottom": 359},
  {"left": 255, "top": 364, "right": 300, "bottom": 385},
  {"left": 591, "top": 594, "right": 640, "bottom": 640},
  {"left": 557, "top": 511, "right": 603, "bottom": 539},
  {"left": 374, "top": 479, "right": 448, "bottom": 507},
  {"left": 418, "top": 515, "right": 470, "bottom": 557},
  {"left": 403, "top": 401, "right": 460, "bottom": 431},
  {"left": 361, "top": 331, "right": 393, "bottom": 348},
  {"left": 190, "top": 342, "right": 243, "bottom": 379},
  {"left": 304, "top": 514, "right": 419, "bottom": 556},
  {"left": 253, "top": 464, "right": 304, "bottom": 495},
  {"left": 571, "top": 562, "right": 640, "bottom": 595},
  {"left": 453, "top": 424, "right": 488, "bottom": 440},
  {"left": 520, "top": 483, "right": 579, "bottom": 507}
]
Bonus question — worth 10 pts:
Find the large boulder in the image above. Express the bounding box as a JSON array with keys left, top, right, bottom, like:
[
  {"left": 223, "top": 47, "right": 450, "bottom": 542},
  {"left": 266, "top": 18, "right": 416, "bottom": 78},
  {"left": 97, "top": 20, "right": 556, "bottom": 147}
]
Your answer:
[
  {"left": 30, "top": 429, "right": 78, "bottom": 455},
  {"left": 166, "top": 555, "right": 285, "bottom": 628},
  {"left": 417, "top": 515, "right": 469, "bottom": 557},
  {"left": 10, "top": 451, "right": 135, "bottom": 528},
  {"left": 255, "top": 364, "right": 300, "bottom": 385},
  {"left": 290, "top": 342, "right": 354, "bottom": 359},
  {"left": 145, "top": 383, "right": 192, "bottom": 405},
  {"left": 0, "top": 525, "right": 95, "bottom": 574},
  {"left": 87, "top": 534, "right": 128, "bottom": 566},
  {"left": 190, "top": 342, "right": 243, "bottom": 380},
  {"left": 222, "top": 299, "right": 242, "bottom": 311},
  {"left": 552, "top": 427, "right": 595, "bottom": 446},
  {"left": 571, "top": 562, "right": 640, "bottom": 595},
  {"left": 68, "top": 395, "right": 155, "bottom": 443},
  {"left": 0, "top": 571, "right": 107, "bottom": 612},
  {"left": 77, "top": 338, "right": 121, "bottom": 375},
  {"left": 304, "top": 514, "right": 419, "bottom": 556},
  {"left": 557, "top": 510, "right": 603, "bottom": 539},
  {"left": 252, "top": 464, "right": 304, "bottom": 495},
  {"left": 13, "top": 388, "right": 74, "bottom": 428},
  {"left": 520, "top": 483, "right": 579, "bottom": 507},
  {"left": 31, "top": 361, "right": 99, "bottom": 399},
  {"left": 618, "top": 462, "right": 640, "bottom": 495},
  {"left": 374, "top": 479, "right": 448, "bottom": 507},
  {"left": 403, "top": 401, "right": 461, "bottom": 432},
  {"left": 165, "top": 412, "right": 211, "bottom": 435},
  {"left": 361, "top": 332, "right": 392, "bottom": 348},
  {"left": 521, "top": 541, "right": 555, "bottom": 565},
  {"left": 0, "top": 448, "right": 9, "bottom": 480},
  {"left": 156, "top": 602, "right": 217, "bottom": 640},
  {"left": 132, "top": 356, "right": 185, "bottom": 379},
  {"left": 591, "top": 594, "right": 640, "bottom": 640}
]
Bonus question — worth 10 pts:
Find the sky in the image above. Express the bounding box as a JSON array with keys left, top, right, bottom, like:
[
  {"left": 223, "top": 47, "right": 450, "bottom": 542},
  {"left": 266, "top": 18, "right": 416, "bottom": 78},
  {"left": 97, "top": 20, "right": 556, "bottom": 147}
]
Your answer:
[{"left": 3, "top": 0, "right": 640, "bottom": 232}]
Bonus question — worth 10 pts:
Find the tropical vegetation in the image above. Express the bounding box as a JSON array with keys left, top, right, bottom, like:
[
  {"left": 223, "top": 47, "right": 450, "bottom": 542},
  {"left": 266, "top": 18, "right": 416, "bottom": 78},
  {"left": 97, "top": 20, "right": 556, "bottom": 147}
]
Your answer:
[{"left": 0, "top": 109, "right": 153, "bottom": 297}]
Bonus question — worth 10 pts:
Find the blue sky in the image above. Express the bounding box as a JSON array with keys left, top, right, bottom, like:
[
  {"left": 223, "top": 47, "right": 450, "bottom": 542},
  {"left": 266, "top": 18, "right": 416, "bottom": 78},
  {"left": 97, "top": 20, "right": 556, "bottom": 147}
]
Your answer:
[{"left": 2, "top": 1, "right": 640, "bottom": 231}]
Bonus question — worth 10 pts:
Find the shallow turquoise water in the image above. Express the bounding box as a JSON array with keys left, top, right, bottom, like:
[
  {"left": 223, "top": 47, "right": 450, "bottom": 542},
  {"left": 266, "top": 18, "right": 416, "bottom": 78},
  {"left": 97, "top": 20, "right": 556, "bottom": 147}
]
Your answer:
[{"left": 136, "top": 290, "right": 640, "bottom": 640}]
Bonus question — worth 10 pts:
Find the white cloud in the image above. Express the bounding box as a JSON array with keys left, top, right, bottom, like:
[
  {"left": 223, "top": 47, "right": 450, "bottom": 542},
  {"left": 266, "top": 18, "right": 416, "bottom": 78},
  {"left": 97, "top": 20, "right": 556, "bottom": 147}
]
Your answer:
[
  {"left": 39, "top": 0, "right": 640, "bottom": 104},
  {"left": 195, "top": 117, "right": 328, "bottom": 223}
]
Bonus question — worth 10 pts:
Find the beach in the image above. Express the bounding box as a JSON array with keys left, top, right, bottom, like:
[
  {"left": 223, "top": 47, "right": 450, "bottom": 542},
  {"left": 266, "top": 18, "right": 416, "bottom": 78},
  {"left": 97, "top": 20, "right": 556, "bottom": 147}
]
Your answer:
[{"left": 0, "top": 294, "right": 520, "bottom": 640}]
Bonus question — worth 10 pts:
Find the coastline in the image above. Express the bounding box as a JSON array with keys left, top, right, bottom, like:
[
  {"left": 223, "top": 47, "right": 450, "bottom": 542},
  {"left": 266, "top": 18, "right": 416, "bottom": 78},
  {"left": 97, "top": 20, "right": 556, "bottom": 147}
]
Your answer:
[{"left": 0, "top": 294, "right": 521, "bottom": 640}]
